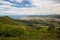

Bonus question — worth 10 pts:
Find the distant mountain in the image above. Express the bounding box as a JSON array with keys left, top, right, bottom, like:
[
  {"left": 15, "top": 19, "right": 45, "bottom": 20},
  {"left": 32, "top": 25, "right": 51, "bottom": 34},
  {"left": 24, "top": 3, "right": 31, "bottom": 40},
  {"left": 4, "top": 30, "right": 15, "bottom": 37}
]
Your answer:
[
  {"left": 48, "top": 14, "right": 60, "bottom": 18},
  {"left": 0, "top": 15, "right": 49, "bottom": 19},
  {"left": 18, "top": 15, "right": 51, "bottom": 20},
  {"left": 1, "top": 14, "right": 59, "bottom": 20}
]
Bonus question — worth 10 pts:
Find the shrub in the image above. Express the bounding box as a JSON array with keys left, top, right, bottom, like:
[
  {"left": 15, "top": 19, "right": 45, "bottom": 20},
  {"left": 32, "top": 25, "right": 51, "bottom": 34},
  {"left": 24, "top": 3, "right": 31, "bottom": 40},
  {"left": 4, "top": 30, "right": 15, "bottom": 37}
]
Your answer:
[{"left": 0, "top": 25, "right": 25, "bottom": 37}]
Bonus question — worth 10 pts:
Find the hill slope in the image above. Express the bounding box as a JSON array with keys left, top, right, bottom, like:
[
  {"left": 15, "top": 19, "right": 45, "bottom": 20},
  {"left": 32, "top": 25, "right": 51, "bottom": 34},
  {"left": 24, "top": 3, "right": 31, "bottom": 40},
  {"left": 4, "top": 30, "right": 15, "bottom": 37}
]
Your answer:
[{"left": 0, "top": 16, "right": 30, "bottom": 37}]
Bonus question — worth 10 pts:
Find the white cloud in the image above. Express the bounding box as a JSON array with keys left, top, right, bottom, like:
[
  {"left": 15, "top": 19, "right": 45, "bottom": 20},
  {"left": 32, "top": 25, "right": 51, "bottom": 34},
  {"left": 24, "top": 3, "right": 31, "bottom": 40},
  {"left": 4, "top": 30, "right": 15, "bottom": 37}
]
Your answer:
[
  {"left": 0, "top": 0, "right": 60, "bottom": 15},
  {"left": 10, "top": 0, "right": 23, "bottom": 2},
  {"left": 16, "top": 0, "right": 23, "bottom": 2},
  {"left": 51, "top": 4, "right": 60, "bottom": 14}
]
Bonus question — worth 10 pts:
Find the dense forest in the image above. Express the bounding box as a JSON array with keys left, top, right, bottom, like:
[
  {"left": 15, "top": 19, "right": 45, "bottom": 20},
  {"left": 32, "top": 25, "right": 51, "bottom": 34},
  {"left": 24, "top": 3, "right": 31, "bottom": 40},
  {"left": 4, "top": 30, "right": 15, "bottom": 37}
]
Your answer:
[{"left": 0, "top": 16, "right": 60, "bottom": 40}]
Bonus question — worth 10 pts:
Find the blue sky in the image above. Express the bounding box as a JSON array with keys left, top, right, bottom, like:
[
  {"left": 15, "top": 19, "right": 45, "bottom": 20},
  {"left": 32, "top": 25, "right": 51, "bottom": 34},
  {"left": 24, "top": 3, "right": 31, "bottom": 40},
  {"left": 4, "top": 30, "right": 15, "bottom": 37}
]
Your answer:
[
  {"left": 4, "top": 0, "right": 32, "bottom": 7},
  {"left": 0, "top": 0, "right": 60, "bottom": 15}
]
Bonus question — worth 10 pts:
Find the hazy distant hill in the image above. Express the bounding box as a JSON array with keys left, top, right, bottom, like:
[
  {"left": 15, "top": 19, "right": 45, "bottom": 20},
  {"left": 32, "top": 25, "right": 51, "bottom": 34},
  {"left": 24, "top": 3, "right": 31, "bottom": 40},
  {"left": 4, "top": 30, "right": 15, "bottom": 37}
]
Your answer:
[
  {"left": 0, "top": 15, "right": 49, "bottom": 19},
  {"left": 18, "top": 15, "right": 51, "bottom": 20},
  {"left": 48, "top": 14, "right": 60, "bottom": 18}
]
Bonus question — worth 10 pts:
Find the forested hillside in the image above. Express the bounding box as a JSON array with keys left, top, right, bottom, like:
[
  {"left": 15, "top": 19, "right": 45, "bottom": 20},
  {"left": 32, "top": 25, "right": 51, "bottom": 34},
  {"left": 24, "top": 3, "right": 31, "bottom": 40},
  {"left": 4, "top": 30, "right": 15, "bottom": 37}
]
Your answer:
[{"left": 0, "top": 16, "right": 60, "bottom": 40}]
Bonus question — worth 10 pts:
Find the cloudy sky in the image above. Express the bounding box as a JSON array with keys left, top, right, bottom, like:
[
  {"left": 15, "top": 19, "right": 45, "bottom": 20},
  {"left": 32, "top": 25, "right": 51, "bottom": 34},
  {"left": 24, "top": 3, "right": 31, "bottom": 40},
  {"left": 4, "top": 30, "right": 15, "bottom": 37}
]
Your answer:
[{"left": 0, "top": 0, "right": 60, "bottom": 15}]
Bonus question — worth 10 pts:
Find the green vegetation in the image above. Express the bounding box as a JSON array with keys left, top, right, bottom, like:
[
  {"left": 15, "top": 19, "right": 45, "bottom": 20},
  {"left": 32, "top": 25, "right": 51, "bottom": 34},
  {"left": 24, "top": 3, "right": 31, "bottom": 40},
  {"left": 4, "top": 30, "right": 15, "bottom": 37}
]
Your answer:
[{"left": 0, "top": 16, "right": 60, "bottom": 40}]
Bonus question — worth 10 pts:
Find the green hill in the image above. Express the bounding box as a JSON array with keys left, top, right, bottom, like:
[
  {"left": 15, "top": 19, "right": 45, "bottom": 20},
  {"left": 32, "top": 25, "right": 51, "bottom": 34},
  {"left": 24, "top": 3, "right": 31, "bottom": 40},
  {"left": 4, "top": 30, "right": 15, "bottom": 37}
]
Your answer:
[
  {"left": 0, "top": 16, "right": 30, "bottom": 37},
  {"left": 0, "top": 16, "right": 21, "bottom": 25},
  {"left": 0, "top": 16, "right": 60, "bottom": 40}
]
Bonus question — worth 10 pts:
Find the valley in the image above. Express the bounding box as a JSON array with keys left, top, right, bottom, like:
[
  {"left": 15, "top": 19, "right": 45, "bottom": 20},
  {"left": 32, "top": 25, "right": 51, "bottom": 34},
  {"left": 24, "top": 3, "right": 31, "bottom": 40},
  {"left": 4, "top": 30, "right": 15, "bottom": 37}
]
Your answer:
[{"left": 0, "top": 15, "right": 60, "bottom": 40}]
